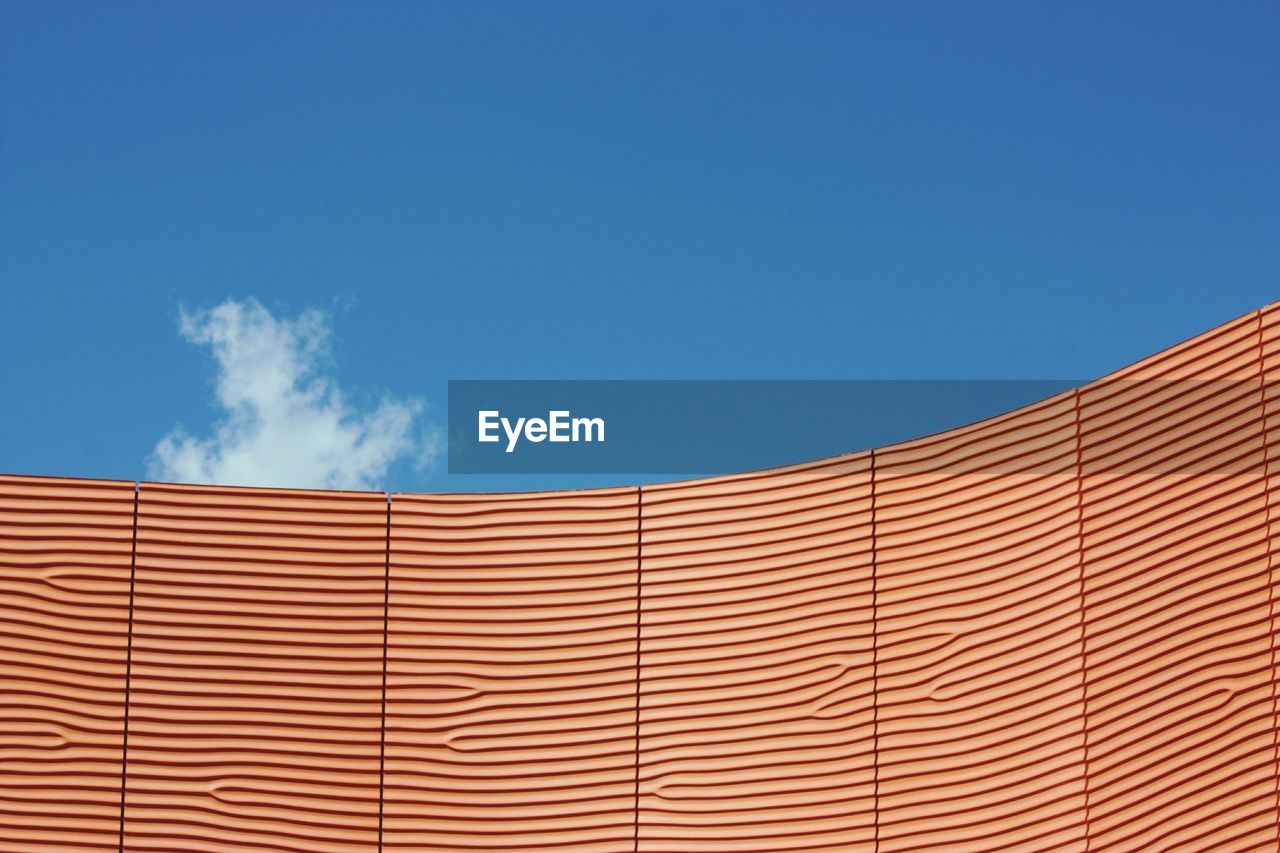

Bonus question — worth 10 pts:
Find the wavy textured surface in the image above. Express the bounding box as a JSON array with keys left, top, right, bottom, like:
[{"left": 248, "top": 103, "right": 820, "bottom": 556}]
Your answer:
[
  {"left": 122, "top": 483, "right": 385, "bottom": 853},
  {"left": 637, "top": 456, "right": 876, "bottom": 851},
  {"left": 1078, "top": 311, "right": 1278, "bottom": 851},
  {"left": 874, "top": 393, "right": 1089, "bottom": 852},
  {"left": 0, "top": 476, "right": 134, "bottom": 852},
  {"left": 385, "top": 489, "right": 638, "bottom": 851},
  {"left": 1260, "top": 301, "right": 1280, "bottom": 843},
  {"left": 5, "top": 307, "right": 1280, "bottom": 851}
]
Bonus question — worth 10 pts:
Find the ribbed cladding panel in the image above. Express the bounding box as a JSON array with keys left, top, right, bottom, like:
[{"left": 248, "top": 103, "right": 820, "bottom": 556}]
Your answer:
[
  {"left": 1253, "top": 300, "right": 1280, "bottom": 841},
  {"left": 122, "top": 483, "right": 385, "bottom": 853},
  {"left": 1078, "top": 310, "right": 1278, "bottom": 852},
  {"left": 874, "top": 395, "right": 1089, "bottom": 852},
  {"left": 0, "top": 475, "right": 135, "bottom": 852},
  {"left": 385, "top": 488, "right": 638, "bottom": 852},
  {"left": 638, "top": 456, "right": 876, "bottom": 852}
]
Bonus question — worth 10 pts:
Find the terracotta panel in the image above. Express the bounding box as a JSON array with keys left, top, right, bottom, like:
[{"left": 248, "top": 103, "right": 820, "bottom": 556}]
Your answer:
[
  {"left": 1253, "top": 301, "right": 1280, "bottom": 851},
  {"left": 4, "top": 305, "right": 1280, "bottom": 849},
  {"left": 638, "top": 457, "right": 876, "bottom": 852},
  {"left": 0, "top": 475, "right": 135, "bottom": 852},
  {"left": 385, "top": 488, "right": 638, "bottom": 851},
  {"left": 874, "top": 395, "right": 1089, "bottom": 852},
  {"left": 1078, "top": 310, "right": 1278, "bottom": 851},
  {"left": 122, "top": 483, "right": 385, "bottom": 853}
]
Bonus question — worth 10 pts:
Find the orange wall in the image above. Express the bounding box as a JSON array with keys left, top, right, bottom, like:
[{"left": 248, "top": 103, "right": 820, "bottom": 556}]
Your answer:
[{"left": 3, "top": 306, "right": 1280, "bottom": 851}]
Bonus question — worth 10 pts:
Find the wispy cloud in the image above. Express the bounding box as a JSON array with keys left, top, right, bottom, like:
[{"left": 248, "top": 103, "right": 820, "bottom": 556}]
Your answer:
[{"left": 149, "top": 298, "right": 435, "bottom": 490}]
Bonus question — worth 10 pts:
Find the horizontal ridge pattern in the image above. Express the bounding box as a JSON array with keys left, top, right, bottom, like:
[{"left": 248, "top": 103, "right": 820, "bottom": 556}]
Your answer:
[
  {"left": 0, "top": 476, "right": 135, "bottom": 852},
  {"left": 1254, "top": 302, "right": 1280, "bottom": 849},
  {"left": 122, "top": 483, "right": 385, "bottom": 852},
  {"left": 638, "top": 457, "right": 876, "bottom": 851},
  {"left": 385, "top": 489, "right": 638, "bottom": 851},
  {"left": 874, "top": 395, "right": 1089, "bottom": 852},
  {"left": 6, "top": 306, "right": 1280, "bottom": 851},
  {"left": 1078, "top": 311, "right": 1278, "bottom": 851}
]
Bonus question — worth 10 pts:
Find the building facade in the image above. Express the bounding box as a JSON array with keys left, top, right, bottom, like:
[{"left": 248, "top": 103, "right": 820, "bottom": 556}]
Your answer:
[{"left": 4, "top": 306, "right": 1280, "bottom": 851}]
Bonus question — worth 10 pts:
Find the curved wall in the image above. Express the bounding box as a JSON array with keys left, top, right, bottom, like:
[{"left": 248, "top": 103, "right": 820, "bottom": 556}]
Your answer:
[{"left": 3, "top": 305, "right": 1280, "bottom": 851}]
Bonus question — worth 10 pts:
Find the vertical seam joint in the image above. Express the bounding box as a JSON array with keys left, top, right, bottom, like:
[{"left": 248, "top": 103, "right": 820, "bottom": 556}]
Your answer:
[
  {"left": 633, "top": 485, "right": 643, "bottom": 853},
  {"left": 1072, "top": 388, "right": 1094, "bottom": 852},
  {"left": 378, "top": 495, "right": 390, "bottom": 851},
  {"left": 870, "top": 450, "right": 880, "bottom": 853},
  {"left": 1252, "top": 311, "right": 1280, "bottom": 848},
  {"left": 118, "top": 484, "right": 139, "bottom": 852}
]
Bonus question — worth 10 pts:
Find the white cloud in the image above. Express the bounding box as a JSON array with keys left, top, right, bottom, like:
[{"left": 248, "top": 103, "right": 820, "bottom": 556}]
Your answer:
[{"left": 149, "top": 298, "right": 434, "bottom": 490}]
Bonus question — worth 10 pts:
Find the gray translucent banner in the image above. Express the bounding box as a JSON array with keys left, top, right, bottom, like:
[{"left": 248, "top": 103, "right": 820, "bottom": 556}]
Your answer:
[
  {"left": 448, "top": 379, "right": 1243, "bottom": 477},
  {"left": 447, "top": 379, "right": 1273, "bottom": 476}
]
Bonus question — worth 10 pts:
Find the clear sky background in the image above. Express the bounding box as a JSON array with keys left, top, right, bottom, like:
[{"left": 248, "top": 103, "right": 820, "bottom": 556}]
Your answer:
[{"left": 1, "top": 1, "right": 1277, "bottom": 493}]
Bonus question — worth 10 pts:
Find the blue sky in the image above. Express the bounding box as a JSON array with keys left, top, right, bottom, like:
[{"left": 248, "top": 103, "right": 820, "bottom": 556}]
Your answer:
[{"left": 1, "top": 1, "right": 1277, "bottom": 493}]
